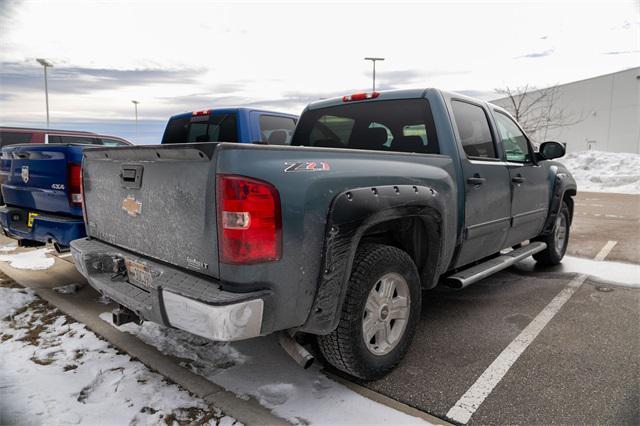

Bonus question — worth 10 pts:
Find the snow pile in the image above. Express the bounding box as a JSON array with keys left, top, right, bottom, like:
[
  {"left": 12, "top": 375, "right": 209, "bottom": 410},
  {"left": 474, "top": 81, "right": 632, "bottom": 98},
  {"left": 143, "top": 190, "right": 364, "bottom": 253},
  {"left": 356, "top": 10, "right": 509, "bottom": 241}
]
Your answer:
[
  {"left": 102, "top": 316, "right": 429, "bottom": 425},
  {"left": 100, "top": 313, "right": 248, "bottom": 378},
  {"left": 0, "top": 248, "right": 55, "bottom": 270},
  {"left": 0, "top": 289, "right": 238, "bottom": 425},
  {"left": 557, "top": 151, "right": 640, "bottom": 194}
]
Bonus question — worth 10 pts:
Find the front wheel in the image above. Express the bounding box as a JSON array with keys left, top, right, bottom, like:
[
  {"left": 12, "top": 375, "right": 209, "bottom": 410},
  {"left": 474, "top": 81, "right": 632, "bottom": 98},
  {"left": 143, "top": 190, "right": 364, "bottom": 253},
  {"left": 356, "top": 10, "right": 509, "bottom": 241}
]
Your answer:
[
  {"left": 317, "top": 244, "right": 421, "bottom": 380},
  {"left": 534, "top": 201, "right": 570, "bottom": 265}
]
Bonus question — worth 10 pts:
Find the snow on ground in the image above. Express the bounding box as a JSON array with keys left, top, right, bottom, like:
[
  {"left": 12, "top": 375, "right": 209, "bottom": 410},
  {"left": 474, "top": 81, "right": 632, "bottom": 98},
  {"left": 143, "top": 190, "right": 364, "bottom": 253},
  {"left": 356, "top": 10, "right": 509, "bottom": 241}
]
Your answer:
[
  {"left": 560, "top": 256, "right": 640, "bottom": 288},
  {"left": 0, "top": 287, "right": 37, "bottom": 318},
  {"left": 0, "top": 287, "right": 238, "bottom": 425},
  {"left": 0, "top": 248, "right": 55, "bottom": 270},
  {"left": 557, "top": 151, "right": 640, "bottom": 194},
  {"left": 100, "top": 314, "right": 429, "bottom": 425},
  {"left": 0, "top": 242, "right": 17, "bottom": 252}
]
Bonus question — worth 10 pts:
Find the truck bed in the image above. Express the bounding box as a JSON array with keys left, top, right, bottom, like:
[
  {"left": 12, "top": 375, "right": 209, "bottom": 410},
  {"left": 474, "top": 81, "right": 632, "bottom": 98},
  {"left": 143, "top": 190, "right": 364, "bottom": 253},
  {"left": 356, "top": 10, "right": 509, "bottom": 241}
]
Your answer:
[{"left": 80, "top": 141, "right": 458, "bottom": 333}]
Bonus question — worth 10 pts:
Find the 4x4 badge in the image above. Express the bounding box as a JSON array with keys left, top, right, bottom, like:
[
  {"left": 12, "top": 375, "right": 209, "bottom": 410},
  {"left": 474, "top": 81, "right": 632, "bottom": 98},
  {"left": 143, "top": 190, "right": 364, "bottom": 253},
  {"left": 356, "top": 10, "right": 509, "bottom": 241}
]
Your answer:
[
  {"left": 21, "top": 165, "right": 29, "bottom": 183},
  {"left": 122, "top": 195, "right": 142, "bottom": 216}
]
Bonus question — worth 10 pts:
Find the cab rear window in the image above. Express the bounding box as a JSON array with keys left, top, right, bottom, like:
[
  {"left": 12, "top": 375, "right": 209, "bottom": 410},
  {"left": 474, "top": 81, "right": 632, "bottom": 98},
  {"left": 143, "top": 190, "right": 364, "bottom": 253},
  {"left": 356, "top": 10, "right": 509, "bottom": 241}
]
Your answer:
[
  {"left": 0, "top": 131, "right": 32, "bottom": 146},
  {"left": 162, "top": 113, "right": 238, "bottom": 144},
  {"left": 290, "top": 99, "right": 439, "bottom": 154}
]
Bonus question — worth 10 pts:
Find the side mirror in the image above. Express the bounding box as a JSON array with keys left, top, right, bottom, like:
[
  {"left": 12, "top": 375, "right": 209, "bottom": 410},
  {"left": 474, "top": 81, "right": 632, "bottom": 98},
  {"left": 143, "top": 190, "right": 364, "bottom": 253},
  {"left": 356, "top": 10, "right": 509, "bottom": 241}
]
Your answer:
[{"left": 539, "top": 141, "right": 565, "bottom": 160}]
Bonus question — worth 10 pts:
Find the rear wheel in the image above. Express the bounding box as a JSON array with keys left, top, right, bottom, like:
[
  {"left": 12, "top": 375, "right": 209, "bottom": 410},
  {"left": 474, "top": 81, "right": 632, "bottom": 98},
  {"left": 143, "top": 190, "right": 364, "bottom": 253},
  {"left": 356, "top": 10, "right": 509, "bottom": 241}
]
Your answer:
[
  {"left": 317, "top": 244, "right": 421, "bottom": 380},
  {"left": 534, "top": 201, "right": 570, "bottom": 265}
]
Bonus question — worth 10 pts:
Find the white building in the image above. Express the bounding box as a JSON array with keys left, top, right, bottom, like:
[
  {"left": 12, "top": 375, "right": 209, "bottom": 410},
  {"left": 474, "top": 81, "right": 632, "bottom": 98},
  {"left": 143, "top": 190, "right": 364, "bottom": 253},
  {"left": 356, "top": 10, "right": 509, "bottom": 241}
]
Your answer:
[{"left": 491, "top": 67, "right": 639, "bottom": 154}]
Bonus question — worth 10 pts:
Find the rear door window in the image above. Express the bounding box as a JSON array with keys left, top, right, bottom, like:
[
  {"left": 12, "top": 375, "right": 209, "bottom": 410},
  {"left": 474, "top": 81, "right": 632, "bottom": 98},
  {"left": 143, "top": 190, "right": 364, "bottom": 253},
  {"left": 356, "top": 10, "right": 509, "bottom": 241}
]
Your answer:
[
  {"left": 259, "top": 115, "right": 297, "bottom": 145},
  {"left": 162, "top": 112, "right": 238, "bottom": 144},
  {"left": 0, "top": 131, "right": 32, "bottom": 146},
  {"left": 451, "top": 100, "right": 497, "bottom": 159},
  {"left": 292, "top": 99, "right": 439, "bottom": 153}
]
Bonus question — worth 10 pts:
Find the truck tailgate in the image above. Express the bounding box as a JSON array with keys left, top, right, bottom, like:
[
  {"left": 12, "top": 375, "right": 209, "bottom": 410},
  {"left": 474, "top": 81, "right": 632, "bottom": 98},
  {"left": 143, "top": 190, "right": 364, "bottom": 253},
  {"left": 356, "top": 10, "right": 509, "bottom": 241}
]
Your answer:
[
  {"left": 0, "top": 144, "right": 79, "bottom": 215},
  {"left": 82, "top": 144, "right": 220, "bottom": 278}
]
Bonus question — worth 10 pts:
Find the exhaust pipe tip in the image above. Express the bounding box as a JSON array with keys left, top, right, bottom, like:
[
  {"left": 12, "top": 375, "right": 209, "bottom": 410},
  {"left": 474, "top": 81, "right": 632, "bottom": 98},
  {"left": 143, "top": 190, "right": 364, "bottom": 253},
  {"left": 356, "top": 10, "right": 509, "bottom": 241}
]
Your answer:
[{"left": 278, "top": 332, "right": 314, "bottom": 369}]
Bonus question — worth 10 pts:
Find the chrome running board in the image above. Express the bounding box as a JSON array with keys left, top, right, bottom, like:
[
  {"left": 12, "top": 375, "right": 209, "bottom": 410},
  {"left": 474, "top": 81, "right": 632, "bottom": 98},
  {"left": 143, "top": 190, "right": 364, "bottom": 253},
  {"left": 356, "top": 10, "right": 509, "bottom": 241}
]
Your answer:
[{"left": 444, "top": 242, "right": 547, "bottom": 289}]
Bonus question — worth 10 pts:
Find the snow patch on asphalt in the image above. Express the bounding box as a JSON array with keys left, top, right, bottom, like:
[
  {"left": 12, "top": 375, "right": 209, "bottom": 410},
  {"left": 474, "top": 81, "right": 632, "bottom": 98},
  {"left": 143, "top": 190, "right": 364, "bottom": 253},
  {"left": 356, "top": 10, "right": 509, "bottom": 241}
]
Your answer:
[
  {"left": 558, "top": 151, "right": 640, "bottom": 194},
  {"left": 101, "top": 314, "right": 429, "bottom": 425},
  {"left": 0, "top": 288, "right": 238, "bottom": 425},
  {"left": 0, "top": 242, "right": 17, "bottom": 252},
  {"left": 560, "top": 256, "right": 640, "bottom": 288},
  {"left": 0, "top": 248, "right": 55, "bottom": 270}
]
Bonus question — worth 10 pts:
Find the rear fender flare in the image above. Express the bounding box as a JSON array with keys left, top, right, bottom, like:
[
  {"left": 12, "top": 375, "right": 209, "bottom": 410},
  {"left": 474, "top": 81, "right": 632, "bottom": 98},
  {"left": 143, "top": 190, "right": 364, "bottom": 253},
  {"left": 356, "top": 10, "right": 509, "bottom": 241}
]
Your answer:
[{"left": 300, "top": 184, "right": 447, "bottom": 335}]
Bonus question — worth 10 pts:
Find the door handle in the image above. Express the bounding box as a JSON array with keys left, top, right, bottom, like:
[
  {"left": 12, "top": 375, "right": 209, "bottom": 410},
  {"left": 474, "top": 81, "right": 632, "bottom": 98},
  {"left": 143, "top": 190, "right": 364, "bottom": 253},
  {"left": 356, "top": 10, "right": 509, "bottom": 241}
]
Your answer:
[
  {"left": 467, "top": 174, "right": 486, "bottom": 186},
  {"left": 511, "top": 175, "right": 526, "bottom": 184}
]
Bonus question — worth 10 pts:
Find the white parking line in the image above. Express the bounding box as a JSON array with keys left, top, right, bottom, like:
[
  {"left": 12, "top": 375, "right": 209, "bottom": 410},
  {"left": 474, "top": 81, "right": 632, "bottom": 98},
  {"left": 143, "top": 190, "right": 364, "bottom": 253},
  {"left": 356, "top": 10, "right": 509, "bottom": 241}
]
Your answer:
[
  {"left": 446, "top": 241, "right": 617, "bottom": 424},
  {"left": 593, "top": 240, "right": 617, "bottom": 261},
  {"left": 57, "top": 253, "right": 73, "bottom": 258}
]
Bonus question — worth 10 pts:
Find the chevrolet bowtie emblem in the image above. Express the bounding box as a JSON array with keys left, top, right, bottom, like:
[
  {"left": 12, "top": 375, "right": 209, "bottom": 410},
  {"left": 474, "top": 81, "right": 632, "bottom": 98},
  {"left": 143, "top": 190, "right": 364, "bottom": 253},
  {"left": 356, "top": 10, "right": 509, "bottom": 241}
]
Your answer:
[{"left": 122, "top": 195, "right": 142, "bottom": 216}]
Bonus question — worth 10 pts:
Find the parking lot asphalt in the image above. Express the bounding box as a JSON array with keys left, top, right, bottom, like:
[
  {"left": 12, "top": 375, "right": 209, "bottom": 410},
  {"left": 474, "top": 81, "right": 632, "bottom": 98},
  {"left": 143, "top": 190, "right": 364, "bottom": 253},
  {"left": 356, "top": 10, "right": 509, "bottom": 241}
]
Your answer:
[
  {"left": 568, "top": 192, "right": 639, "bottom": 263},
  {"left": 350, "top": 265, "right": 639, "bottom": 424},
  {"left": 347, "top": 191, "right": 640, "bottom": 425}
]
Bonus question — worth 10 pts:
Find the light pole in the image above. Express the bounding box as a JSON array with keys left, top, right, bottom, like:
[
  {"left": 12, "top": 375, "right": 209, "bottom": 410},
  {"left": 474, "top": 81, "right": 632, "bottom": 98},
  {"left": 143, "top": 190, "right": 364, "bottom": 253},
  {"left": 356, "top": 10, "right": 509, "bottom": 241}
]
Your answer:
[
  {"left": 364, "top": 57, "right": 384, "bottom": 92},
  {"left": 36, "top": 58, "right": 54, "bottom": 128},
  {"left": 131, "top": 100, "right": 139, "bottom": 139}
]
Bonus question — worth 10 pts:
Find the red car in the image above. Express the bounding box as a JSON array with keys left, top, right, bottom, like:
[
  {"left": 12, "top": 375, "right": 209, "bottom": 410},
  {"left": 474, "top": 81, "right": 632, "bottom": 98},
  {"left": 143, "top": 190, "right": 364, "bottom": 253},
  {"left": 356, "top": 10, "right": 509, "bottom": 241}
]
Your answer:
[{"left": 0, "top": 127, "right": 131, "bottom": 147}]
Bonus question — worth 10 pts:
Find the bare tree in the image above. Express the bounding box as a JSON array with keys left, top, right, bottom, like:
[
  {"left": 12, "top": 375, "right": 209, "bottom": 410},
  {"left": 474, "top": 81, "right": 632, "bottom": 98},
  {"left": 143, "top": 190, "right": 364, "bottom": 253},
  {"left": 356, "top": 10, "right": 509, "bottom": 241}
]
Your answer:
[{"left": 494, "top": 84, "right": 585, "bottom": 142}]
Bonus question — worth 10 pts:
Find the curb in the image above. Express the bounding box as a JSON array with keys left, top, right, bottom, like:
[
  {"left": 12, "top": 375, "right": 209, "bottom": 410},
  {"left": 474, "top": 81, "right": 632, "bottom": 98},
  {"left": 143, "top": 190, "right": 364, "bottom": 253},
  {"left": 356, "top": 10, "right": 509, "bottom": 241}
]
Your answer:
[{"left": 326, "top": 372, "right": 453, "bottom": 426}]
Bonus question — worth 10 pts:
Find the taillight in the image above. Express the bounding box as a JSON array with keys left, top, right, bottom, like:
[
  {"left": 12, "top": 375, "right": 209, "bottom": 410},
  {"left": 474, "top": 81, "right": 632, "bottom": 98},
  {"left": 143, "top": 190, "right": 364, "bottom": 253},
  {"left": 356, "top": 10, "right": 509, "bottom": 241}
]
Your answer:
[
  {"left": 342, "top": 92, "right": 380, "bottom": 102},
  {"left": 217, "top": 174, "right": 281, "bottom": 264},
  {"left": 68, "top": 163, "right": 82, "bottom": 206}
]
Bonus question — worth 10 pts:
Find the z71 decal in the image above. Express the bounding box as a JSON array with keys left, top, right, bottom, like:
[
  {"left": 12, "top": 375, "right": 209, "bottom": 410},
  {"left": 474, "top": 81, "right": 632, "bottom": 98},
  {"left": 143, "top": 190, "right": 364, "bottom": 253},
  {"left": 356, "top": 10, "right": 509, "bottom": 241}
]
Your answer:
[{"left": 284, "top": 161, "right": 331, "bottom": 173}]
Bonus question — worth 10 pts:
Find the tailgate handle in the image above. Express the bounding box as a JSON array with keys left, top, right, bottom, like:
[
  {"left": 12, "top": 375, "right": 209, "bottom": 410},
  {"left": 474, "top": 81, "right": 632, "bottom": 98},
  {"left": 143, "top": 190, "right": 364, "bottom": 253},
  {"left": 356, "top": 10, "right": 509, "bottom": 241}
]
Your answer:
[{"left": 120, "top": 165, "right": 143, "bottom": 189}]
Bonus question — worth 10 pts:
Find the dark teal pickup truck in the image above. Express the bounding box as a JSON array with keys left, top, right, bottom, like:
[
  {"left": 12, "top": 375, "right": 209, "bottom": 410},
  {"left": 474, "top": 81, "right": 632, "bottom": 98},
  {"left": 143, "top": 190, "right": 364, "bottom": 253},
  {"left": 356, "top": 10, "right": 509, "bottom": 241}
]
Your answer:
[{"left": 70, "top": 89, "right": 576, "bottom": 380}]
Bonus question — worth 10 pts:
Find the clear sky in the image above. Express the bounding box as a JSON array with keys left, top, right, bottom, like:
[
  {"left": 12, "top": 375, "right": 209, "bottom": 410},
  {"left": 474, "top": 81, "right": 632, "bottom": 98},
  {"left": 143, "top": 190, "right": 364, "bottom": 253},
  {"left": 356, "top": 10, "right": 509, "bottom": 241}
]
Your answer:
[{"left": 1, "top": 0, "right": 638, "bottom": 144}]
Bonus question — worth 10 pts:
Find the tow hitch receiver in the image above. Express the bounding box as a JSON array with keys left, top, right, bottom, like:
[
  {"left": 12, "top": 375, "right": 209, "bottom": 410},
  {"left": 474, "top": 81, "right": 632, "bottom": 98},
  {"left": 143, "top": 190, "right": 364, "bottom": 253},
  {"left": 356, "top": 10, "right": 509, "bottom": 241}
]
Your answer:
[{"left": 112, "top": 305, "right": 142, "bottom": 326}]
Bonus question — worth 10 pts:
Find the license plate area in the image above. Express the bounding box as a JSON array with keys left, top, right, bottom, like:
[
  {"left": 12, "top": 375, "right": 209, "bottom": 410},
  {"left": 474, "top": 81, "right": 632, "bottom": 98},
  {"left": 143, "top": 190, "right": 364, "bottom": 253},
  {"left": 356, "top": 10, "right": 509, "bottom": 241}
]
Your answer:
[
  {"left": 124, "top": 258, "right": 153, "bottom": 289},
  {"left": 27, "top": 212, "right": 39, "bottom": 228}
]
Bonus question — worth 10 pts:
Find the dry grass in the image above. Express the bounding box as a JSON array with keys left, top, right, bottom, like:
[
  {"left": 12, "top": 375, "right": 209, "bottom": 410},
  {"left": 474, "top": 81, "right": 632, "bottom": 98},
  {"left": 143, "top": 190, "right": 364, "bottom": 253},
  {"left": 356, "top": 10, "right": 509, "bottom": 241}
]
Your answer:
[{"left": 161, "top": 406, "right": 223, "bottom": 426}]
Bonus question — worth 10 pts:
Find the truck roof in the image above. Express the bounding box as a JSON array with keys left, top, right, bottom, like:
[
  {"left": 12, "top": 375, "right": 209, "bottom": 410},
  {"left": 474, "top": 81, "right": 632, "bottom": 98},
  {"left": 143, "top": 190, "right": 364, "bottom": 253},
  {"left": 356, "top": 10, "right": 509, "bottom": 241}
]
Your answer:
[
  {"left": 168, "top": 107, "right": 298, "bottom": 120},
  {"left": 306, "top": 88, "right": 497, "bottom": 111},
  {"left": 0, "top": 126, "right": 97, "bottom": 135}
]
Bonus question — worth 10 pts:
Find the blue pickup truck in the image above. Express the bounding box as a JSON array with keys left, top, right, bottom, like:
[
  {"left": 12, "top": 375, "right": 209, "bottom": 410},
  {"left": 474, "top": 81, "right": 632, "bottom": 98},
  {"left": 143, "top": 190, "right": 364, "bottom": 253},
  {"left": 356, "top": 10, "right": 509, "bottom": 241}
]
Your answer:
[
  {"left": 0, "top": 108, "right": 297, "bottom": 251},
  {"left": 161, "top": 107, "right": 298, "bottom": 144},
  {"left": 0, "top": 137, "right": 131, "bottom": 251}
]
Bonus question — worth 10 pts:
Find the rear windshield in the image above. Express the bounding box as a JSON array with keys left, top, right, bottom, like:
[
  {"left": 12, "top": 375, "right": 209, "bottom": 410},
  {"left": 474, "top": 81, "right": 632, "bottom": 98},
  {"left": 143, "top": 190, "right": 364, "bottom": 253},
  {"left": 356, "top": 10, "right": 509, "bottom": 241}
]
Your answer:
[
  {"left": 0, "top": 131, "right": 32, "bottom": 146},
  {"left": 161, "top": 112, "right": 238, "bottom": 144},
  {"left": 290, "top": 99, "right": 439, "bottom": 154}
]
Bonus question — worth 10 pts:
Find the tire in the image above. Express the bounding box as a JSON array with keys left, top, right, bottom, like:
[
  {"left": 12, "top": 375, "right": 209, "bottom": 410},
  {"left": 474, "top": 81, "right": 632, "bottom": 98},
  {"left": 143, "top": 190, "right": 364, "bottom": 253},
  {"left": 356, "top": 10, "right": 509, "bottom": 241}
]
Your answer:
[
  {"left": 533, "top": 201, "right": 570, "bottom": 265},
  {"left": 317, "top": 244, "right": 421, "bottom": 380}
]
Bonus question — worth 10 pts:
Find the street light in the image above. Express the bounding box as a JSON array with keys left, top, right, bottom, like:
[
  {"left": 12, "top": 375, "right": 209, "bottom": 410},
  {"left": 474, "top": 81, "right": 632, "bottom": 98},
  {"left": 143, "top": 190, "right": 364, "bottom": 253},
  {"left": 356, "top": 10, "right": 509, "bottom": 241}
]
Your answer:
[
  {"left": 131, "top": 100, "right": 140, "bottom": 139},
  {"left": 36, "top": 58, "right": 54, "bottom": 128},
  {"left": 364, "top": 57, "right": 384, "bottom": 92}
]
